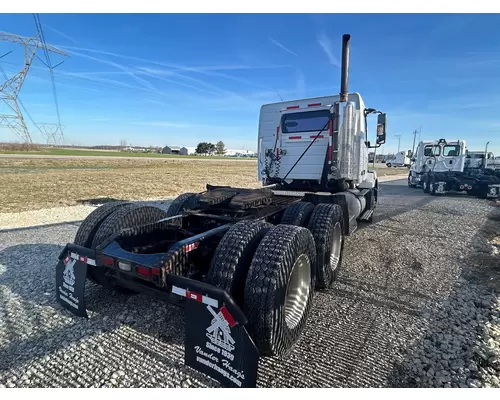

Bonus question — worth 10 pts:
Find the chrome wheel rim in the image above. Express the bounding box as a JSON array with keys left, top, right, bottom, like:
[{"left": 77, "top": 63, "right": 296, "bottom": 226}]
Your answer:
[
  {"left": 284, "top": 254, "right": 311, "bottom": 330},
  {"left": 330, "top": 222, "right": 342, "bottom": 271}
]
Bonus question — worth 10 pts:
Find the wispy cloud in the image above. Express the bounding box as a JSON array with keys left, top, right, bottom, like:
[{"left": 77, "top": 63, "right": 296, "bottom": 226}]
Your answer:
[
  {"left": 42, "top": 23, "right": 80, "bottom": 45},
  {"left": 268, "top": 37, "right": 298, "bottom": 57},
  {"left": 55, "top": 44, "right": 275, "bottom": 100},
  {"left": 317, "top": 33, "right": 340, "bottom": 68},
  {"left": 55, "top": 44, "right": 289, "bottom": 73}
]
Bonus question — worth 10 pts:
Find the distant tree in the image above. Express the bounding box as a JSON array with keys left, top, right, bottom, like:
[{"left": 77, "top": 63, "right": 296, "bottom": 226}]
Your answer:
[
  {"left": 196, "top": 142, "right": 217, "bottom": 156},
  {"left": 196, "top": 142, "right": 210, "bottom": 155},
  {"left": 215, "top": 141, "right": 227, "bottom": 155}
]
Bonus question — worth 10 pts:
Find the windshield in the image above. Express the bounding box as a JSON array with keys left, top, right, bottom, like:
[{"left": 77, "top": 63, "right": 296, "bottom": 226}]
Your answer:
[{"left": 281, "top": 110, "right": 330, "bottom": 134}]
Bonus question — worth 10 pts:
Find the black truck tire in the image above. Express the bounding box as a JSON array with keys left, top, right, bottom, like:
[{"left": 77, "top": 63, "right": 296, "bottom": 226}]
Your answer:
[
  {"left": 280, "top": 201, "right": 315, "bottom": 227},
  {"left": 74, "top": 201, "right": 131, "bottom": 248},
  {"left": 92, "top": 204, "right": 168, "bottom": 249},
  {"left": 88, "top": 204, "right": 168, "bottom": 292},
  {"left": 205, "top": 220, "right": 271, "bottom": 306},
  {"left": 243, "top": 224, "right": 316, "bottom": 357},
  {"left": 74, "top": 201, "right": 131, "bottom": 284},
  {"left": 307, "top": 203, "right": 344, "bottom": 289},
  {"left": 166, "top": 193, "right": 200, "bottom": 217}
]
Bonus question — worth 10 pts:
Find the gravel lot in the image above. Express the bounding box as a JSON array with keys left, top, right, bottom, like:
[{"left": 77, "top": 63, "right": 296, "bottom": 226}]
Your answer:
[{"left": 0, "top": 179, "right": 499, "bottom": 388}]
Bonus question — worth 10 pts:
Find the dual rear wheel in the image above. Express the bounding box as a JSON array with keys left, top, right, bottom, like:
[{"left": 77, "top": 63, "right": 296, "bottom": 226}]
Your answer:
[{"left": 205, "top": 201, "right": 345, "bottom": 357}]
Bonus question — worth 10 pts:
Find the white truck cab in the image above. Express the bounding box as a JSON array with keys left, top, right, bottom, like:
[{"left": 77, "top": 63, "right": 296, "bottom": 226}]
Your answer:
[
  {"left": 408, "top": 139, "right": 466, "bottom": 187},
  {"left": 258, "top": 92, "right": 383, "bottom": 193},
  {"left": 386, "top": 150, "right": 411, "bottom": 168}
]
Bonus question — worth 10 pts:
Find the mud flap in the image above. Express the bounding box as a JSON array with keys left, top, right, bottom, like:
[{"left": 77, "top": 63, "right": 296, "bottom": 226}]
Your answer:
[
  {"left": 170, "top": 277, "right": 260, "bottom": 388},
  {"left": 55, "top": 245, "right": 91, "bottom": 318}
]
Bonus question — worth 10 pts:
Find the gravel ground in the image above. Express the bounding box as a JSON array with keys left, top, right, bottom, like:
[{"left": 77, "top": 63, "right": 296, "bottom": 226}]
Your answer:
[{"left": 0, "top": 179, "right": 499, "bottom": 388}]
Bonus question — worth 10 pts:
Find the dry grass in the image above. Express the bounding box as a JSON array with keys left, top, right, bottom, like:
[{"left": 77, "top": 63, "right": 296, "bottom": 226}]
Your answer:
[
  {"left": 0, "top": 158, "right": 407, "bottom": 213},
  {"left": 0, "top": 158, "right": 260, "bottom": 213},
  {"left": 0, "top": 142, "right": 42, "bottom": 151}
]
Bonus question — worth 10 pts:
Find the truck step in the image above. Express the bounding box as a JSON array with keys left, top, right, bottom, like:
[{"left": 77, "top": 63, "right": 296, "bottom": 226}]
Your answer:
[{"left": 359, "top": 209, "right": 374, "bottom": 222}]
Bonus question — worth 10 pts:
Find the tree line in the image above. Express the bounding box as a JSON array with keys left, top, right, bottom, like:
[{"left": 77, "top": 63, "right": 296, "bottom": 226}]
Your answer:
[{"left": 195, "top": 141, "right": 226, "bottom": 156}]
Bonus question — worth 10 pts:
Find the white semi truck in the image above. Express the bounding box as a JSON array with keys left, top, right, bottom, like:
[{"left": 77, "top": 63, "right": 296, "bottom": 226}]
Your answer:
[
  {"left": 53, "top": 33, "right": 388, "bottom": 388},
  {"left": 386, "top": 150, "right": 411, "bottom": 168},
  {"left": 408, "top": 138, "right": 500, "bottom": 198}
]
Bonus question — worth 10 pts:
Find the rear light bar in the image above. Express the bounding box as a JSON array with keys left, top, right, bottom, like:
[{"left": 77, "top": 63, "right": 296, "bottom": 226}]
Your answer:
[
  {"left": 287, "top": 135, "right": 325, "bottom": 140},
  {"left": 285, "top": 103, "right": 323, "bottom": 111},
  {"left": 118, "top": 261, "right": 131, "bottom": 271},
  {"left": 101, "top": 256, "right": 115, "bottom": 266}
]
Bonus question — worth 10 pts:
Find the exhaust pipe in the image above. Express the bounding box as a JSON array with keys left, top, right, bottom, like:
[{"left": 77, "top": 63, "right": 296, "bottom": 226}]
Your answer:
[
  {"left": 484, "top": 141, "right": 490, "bottom": 168},
  {"left": 340, "top": 34, "right": 351, "bottom": 102}
]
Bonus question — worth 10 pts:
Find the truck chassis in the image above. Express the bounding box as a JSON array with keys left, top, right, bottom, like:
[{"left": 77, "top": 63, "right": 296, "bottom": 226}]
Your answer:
[
  {"left": 55, "top": 183, "right": 376, "bottom": 387},
  {"left": 409, "top": 169, "right": 500, "bottom": 199}
]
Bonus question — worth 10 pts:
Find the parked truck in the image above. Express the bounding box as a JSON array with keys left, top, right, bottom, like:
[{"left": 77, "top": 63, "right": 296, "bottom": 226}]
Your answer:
[
  {"left": 465, "top": 150, "right": 500, "bottom": 171},
  {"left": 386, "top": 150, "right": 411, "bottom": 168},
  {"left": 54, "top": 34, "right": 388, "bottom": 388},
  {"left": 407, "top": 138, "right": 500, "bottom": 198}
]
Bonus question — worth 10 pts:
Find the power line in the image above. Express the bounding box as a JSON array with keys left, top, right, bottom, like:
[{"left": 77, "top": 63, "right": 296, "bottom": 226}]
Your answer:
[{"left": 33, "top": 13, "right": 66, "bottom": 145}]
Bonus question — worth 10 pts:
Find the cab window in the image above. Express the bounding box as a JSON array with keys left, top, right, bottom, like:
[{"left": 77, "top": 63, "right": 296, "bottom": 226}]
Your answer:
[
  {"left": 424, "top": 145, "right": 440, "bottom": 157},
  {"left": 281, "top": 110, "right": 331, "bottom": 134},
  {"left": 443, "top": 145, "right": 460, "bottom": 156}
]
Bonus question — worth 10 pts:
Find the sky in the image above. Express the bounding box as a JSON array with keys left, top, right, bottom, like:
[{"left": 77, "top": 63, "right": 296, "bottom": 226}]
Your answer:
[{"left": 0, "top": 13, "right": 500, "bottom": 154}]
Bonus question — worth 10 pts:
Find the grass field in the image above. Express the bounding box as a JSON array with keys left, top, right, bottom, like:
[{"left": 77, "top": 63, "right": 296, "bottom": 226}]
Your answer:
[
  {"left": 0, "top": 147, "right": 249, "bottom": 160},
  {"left": 0, "top": 158, "right": 408, "bottom": 213}
]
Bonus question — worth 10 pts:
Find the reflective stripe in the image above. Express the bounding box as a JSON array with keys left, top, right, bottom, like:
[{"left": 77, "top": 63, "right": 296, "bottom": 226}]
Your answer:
[
  {"left": 69, "top": 252, "right": 96, "bottom": 266},
  {"left": 171, "top": 285, "right": 218, "bottom": 308}
]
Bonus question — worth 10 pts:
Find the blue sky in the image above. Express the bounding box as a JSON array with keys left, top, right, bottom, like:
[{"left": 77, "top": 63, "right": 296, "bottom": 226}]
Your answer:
[{"left": 1, "top": 13, "right": 500, "bottom": 154}]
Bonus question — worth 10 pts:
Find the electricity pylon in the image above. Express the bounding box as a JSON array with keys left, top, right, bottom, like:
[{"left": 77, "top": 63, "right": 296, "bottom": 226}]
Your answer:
[{"left": 0, "top": 31, "right": 68, "bottom": 143}]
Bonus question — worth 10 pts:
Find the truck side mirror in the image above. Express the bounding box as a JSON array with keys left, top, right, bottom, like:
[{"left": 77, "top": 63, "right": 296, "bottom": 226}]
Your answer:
[{"left": 376, "top": 113, "right": 387, "bottom": 145}]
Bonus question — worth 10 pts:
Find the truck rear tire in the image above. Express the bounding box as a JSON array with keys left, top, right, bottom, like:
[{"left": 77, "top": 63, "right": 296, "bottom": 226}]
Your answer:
[
  {"left": 166, "top": 193, "right": 200, "bottom": 217},
  {"left": 205, "top": 220, "right": 271, "bottom": 306},
  {"left": 74, "top": 201, "right": 131, "bottom": 284},
  {"left": 280, "top": 201, "right": 315, "bottom": 227},
  {"left": 307, "top": 203, "right": 344, "bottom": 289},
  {"left": 243, "top": 224, "right": 316, "bottom": 357},
  {"left": 89, "top": 204, "right": 168, "bottom": 292},
  {"left": 92, "top": 204, "right": 168, "bottom": 249}
]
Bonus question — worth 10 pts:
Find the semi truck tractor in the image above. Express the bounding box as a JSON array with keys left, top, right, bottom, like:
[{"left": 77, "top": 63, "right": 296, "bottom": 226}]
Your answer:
[
  {"left": 408, "top": 138, "right": 500, "bottom": 198},
  {"left": 54, "top": 34, "right": 388, "bottom": 388}
]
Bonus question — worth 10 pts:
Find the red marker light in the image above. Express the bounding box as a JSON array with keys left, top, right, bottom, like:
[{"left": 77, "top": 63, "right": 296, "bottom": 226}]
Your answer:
[{"left": 136, "top": 266, "right": 151, "bottom": 277}]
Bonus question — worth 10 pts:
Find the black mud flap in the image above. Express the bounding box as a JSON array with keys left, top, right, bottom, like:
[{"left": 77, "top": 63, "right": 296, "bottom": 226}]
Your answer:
[
  {"left": 55, "top": 244, "right": 92, "bottom": 318},
  {"left": 169, "top": 276, "right": 260, "bottom": 388}
]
